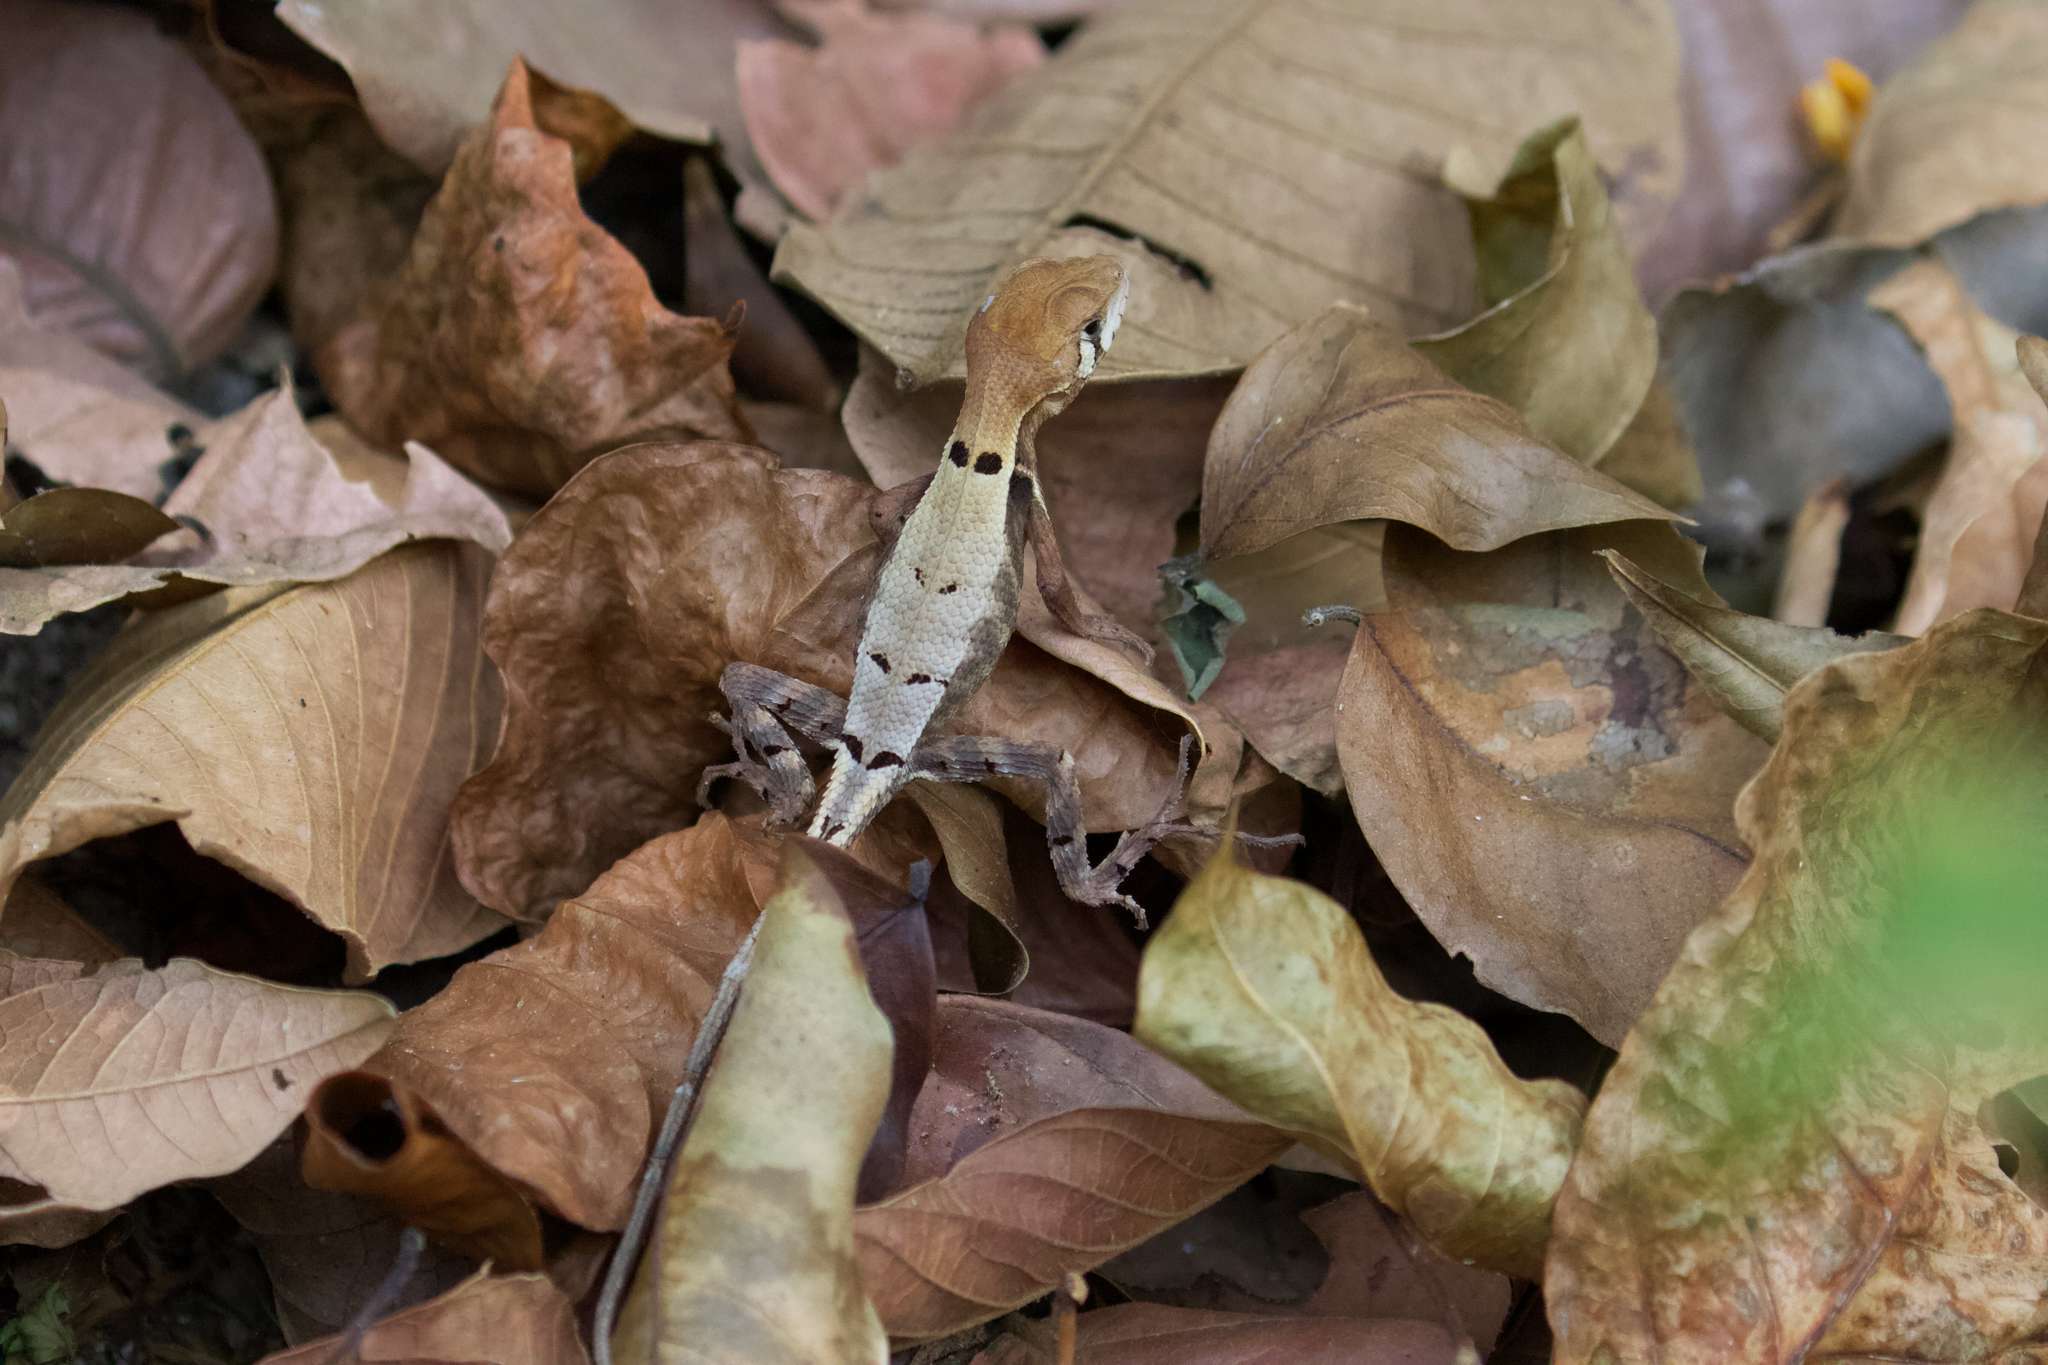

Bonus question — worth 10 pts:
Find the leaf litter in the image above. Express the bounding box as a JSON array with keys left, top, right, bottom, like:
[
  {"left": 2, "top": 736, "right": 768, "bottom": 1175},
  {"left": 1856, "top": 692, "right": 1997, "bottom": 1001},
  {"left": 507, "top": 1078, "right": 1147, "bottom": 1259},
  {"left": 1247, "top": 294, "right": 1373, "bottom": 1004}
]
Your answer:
[{"left": 2, "top": 3, "right": 2047, "bottom": 1361}]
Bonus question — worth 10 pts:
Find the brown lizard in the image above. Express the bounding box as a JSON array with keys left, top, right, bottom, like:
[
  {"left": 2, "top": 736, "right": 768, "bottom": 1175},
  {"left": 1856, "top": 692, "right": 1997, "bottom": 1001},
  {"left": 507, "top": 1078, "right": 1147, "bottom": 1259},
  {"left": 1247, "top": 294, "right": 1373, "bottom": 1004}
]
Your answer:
[{"left": 701, "top": 254, "right": 1209, "bottom": 920}]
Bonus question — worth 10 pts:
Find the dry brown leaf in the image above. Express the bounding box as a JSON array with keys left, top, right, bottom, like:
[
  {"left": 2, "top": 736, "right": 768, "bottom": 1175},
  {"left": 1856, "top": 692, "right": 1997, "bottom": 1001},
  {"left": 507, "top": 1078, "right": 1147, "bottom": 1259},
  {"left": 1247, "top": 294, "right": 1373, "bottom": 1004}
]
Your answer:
[
  {"left": 1604, "top": 550, "right": 1904, "bottom": 742},
  {"left": 0, "top": 544, "right": 509, "bottom": 978},
  {"left": 611, "top": 843, "right": 893, "bottom": 1365},
  {"left": 0, "top": 951, "right": 82, "bottom": 999},
  {"left": 358, "top": 815, "right": 762, "bottom": 1233},
  {"left": 452, "top": 441, "right": 1185, "bottom": 921},
  {"left": 1415, "top": 119, "right": 1658, "bottom": 466},
  {"left": 1337, "top": 523, "right": 1767, "bottom": 1045},
  {"left": 847, "top": 346, "right": 1225, "bottom": 635},
  {"left": 275, "top": 0, "right": 789, "bottom": 182},
  {"left": 856, "top": 996, "right": 1288, "bottom": 1340},
  {"left": 1199, "top": 306, "right": 1672, "bottom": 562},
  {"left": 318, "top": 60, "right": 750, "bottom": 499},
  {"left": 0, "top": 488, "right": 177, "bottom": 570},
  {"left": 1596, "top": 374, "right": 1705, "bottom": 510},
  {"left": 1771, "top": 479, "right": 1851, "bottom": 626},
  {"left": 0, "top": 260, "right": 204, "bottom": 500},
  {"left": 683, "top": 157, "right": 839, "bottom": 413},
  {"left": 0, "top": 958, "right": 393, "bottom": 1213},
  {"left": 1872, "top": 259, "right": 2048, "bottom": 633},
  {"left": 740, "top": 0, "right": 1042, "bottom": 222},
  {"left": 1636, "top": 0, "right": 1970, "bottom": 302},
  {"left": 211, "top": 1140, "right": 474, "bottom": 1345},
  {"left": 773, "top": 0, "right": 1681, "bottom": 385},
  {"left": 0, "top": 877, "right": 118, "bottom": 968},
  {"left": 974, "top": 1304, "right": 1463, "bottom": 1364},
  {"left": 1835, "top": 0, "right": 2048, "bottom": 247},
  {"left": 259, "top": 1269, "right": 588, "bottom": 1365},
  {"left": 0, "top": 0, "right": 277, "bottom": 378},
  {"left": 1547, "top": 608, "right": 2048, "bottom": 1362}
]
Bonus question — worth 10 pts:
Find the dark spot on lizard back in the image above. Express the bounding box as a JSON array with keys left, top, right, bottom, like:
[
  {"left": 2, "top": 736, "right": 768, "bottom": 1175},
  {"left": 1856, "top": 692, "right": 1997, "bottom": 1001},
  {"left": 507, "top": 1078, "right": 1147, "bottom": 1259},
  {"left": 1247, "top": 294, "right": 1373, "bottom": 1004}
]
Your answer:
[
  {"left": 948, "top": 441, "right": 969, "bottom": 468},
  {"left": 906, "top": 672, "right": 943, "bottom": 686},
  {"left": 842, "top": 733, "right": 865, "bottom": 762},
  {"left": 1051, "top": 834, "right": 1074, "bottom": 847},
  {"left": 761, "top": 743, "right": 790, "bottom": 757},
  {"left": 868, "top": 750, "right": 905, "bottom": 770},
  {"left": 913, "top": 566, "right": 926, "bottom": 586},
  {"left": 869, "top": 651, "right": 891, "bottom": 673},
  {"left": 974, "top": 451, "right": 1004, "bottom": 475},
  {"left": 939, "top": 582, "right": 959, "bottom": 594},
  {"left": 821, "top": 819, "right": 845, "bottom": 840}
]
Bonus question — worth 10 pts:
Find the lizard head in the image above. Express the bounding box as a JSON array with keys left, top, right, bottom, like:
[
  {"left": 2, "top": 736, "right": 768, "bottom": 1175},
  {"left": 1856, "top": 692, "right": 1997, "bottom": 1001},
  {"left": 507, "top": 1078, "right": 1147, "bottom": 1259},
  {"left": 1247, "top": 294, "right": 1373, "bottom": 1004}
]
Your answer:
[{"left": 963, "top": 255, "right": 1130, "bottom": 417}]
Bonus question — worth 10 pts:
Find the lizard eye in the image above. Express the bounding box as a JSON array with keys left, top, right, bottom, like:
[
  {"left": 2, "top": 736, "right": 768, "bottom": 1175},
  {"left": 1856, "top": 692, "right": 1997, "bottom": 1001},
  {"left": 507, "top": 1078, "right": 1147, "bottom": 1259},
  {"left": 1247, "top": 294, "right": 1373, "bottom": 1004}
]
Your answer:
[{"left": 1083, "top": 318, "right": 1101, "bottom": 338}]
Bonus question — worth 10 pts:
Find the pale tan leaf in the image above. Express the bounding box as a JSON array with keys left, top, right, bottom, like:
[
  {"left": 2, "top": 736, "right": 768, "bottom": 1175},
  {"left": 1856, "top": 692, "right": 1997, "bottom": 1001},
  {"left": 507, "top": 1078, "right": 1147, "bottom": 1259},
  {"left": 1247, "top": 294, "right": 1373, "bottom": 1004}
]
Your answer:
[
  {"left": 1595, "top": 374, "right": 1705, "bottom": 509},
  {"left": 0, "top": 544, "right": 509, "bottom": 978},
  {"left": 773, "top": 0, "right": 1681, "bottom": 385},
  {"left": 855, "top": 996, "right": 1288, "bottom": 1340},
  {"left": 871, "top": 0, "right": 1127, "bottom": 17},
  {"left": 1337, "top": 524, "right": 1767, "bottom": 1044},
  {"left": 1135, "top": 847, "right": 1585, "bottom": 1279},
  {"left": 1199, "top": 306, "right": 1671, "bottom": 561},
  {"left": 0, "top": 958, "right": 393, "bottom": 1211},
  {"left": 1415, "top": 119, "right": 1657, "bottom": 464},
  {"left": 318, "top": 61, "right": 749, "bottom": 499},
  {"left": 0, "top": 0, "right": 277, "bottom": 378},
  {"left": 612, "top": 844, "right": 892, "bottom": 1365},
  {"left": 1604, "top": 550, "right": 1904, "bottom": 741},
  {"left": 0, "top": 951, "right": 81, "bottom": 999},
  {"left": 275, "top": 0, "right": 788, "bottom": 181},
  {"left": 1547, "top": 609, "right": 2048, "bottom": 1362},
  {"left": 1835, "top": 0, "right": 2048, "bottom": 246},
  {"left": 1771, "top": 478, "right": 1851, "bottom": 626},
  {"left": 0, "top": 877, "right": 117, "bottom": 969},
  {"left": 260, "top": 1269, "right": 587, "bottom": 1365},
  {"left": 739, "top": 0, "right": 1044, "bottom": 222},
  {"left": 1873, "top": 259, "right": 2048, "bottom": 634}
]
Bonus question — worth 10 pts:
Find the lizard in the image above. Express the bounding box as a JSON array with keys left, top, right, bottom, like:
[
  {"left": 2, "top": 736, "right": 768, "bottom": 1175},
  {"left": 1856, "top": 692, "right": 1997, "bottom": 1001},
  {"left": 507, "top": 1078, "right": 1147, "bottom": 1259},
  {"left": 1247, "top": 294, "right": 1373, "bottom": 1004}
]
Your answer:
[{"left": 700, "top": 254, "right": 1227, "bottom": 922}]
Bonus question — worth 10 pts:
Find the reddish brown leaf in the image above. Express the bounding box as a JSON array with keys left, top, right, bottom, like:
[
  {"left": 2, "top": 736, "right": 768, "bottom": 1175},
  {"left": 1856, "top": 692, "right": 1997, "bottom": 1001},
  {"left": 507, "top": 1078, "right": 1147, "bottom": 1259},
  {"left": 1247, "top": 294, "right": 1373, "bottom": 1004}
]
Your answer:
[
  {"left": 973, "top": 1304, "right": 1462, "bottom": 1364},
  {"left": 302, "top": 1072, "right": 546, "bottom": 1270},
  {"left": 1547, "top": 610, "right": 2048, "bottom": 1362},
  {"left": 1336, "top": 524, "right": 1769, "bottom": 1045},
  {"left": 319, "top": 60, "right": 749, "bottom": 498},
  {"left": 0, "top": 0, "right": 277, "bottom": 378},
  {"left": 739, "top": 0, "right": 1043, "bottom": 222},
  {"left": 855, "top": 996, "right": 1289, "bottom": 1341},
  {"left": 452, "top": 441, "right": 1186, "bottom": 921},
  {"left": 259, "top": 1269, "right": 587, "bottom": 1365}
]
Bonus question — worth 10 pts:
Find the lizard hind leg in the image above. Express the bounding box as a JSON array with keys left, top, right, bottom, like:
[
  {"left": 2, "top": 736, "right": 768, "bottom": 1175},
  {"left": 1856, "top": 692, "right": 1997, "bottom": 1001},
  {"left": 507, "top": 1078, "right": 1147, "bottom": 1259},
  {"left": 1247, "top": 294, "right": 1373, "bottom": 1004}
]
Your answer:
[
  {"left": 910, "top": 732, "right": 1207, "bottom": 927},
  {"left": 697, "top": 662, "right": 848, "bottom": 827}
]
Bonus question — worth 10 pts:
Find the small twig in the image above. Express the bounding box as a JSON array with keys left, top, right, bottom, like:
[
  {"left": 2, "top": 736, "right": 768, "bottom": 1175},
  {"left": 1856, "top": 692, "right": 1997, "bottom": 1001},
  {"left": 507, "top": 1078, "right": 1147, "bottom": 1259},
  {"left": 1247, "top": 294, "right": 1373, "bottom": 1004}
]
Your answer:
[
  {"left": 1302, "top": 603, "right": 1363, "bottom": 629},
  {"left": 591, "top": 912, "right": 765, "bottom": 1365},
  {"left": 321, "top": 1226, "right": 425, "bottom": 1365},
  {"left": 1053, "top": 1272, "right": 1088, "bottom": 1365}
]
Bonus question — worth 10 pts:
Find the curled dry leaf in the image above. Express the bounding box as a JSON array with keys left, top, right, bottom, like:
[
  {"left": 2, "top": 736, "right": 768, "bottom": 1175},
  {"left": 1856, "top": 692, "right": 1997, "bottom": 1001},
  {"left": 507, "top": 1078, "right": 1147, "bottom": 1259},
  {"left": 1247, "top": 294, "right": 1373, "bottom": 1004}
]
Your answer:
[
  {"left": 1547, "top": 608, "right": 2048, "bottom": 1363},
  {"left": 855, "top": 996, "right": 1288, "bottom": 1340},
  {"left": 453, "top": 441, "right": 1185, "bottom": 920},
  {"left": 0, "top": 261, "right": 203, "bottom": 500},
  {"left": 975, "top": 1304, "right": 1464, "bottom": 1365},
  {"left": 1414, "top": 118, "right": 1658, "bottom": 466},
  {"left": 1770, "top": 478, "right": 1851, "bottom": 626},
  {"left": 276, "top": 0, "right": 788, "bottom": 181},
  {"left": 611, "top": 844, "right": 893, "bottom": 1365},
  {"left": 0, "top": 0, "right": 277, "bottom": 378},
  {"left": 259, "top": 1269, "right": 588, "bottom": 1365},
  {"left": 0, "top": 877, "right": 118, "bottom": 967},
  {"left": 845, "top": 345, "right": 1227, "bottom": 635},
  {"left": 1834, "top": 0, "right": 2048, "bottom": 247},
  {"left": 1604, "top": 550, "right": 1904, "bottom": 742},
  {"left": 774, "top": 0, "right": 1681, "bottom": 385},
  {"left": 1337, "top": 524, "right": 1769, "bottom": 1045},
  {"left": 1199, "top": 306, "right": 1670, "bottom": 562},
  {"left": 0, "top": 544, "right": 509, "bottom": 978},
  {"left": 319, "top": 60, "right": 749, "bottom": 499},
  {"left": 1134, "top": 846, "right": 1586, "bottom": 1280},
  {"left": 1871, "top": 259, "right": 2048, "bottom": 633},
  {"left": 2, "top": 383, "right": 513, "bottom": 635},
  {"left": 0, "top": 958, "right": 393, "bottom": 1217},
  {"left": 1597, "top": 374, "right": 1706, "bottom": 511},
  {"left": 740, "top": 0, "right": 1043, "bottom": 222},
  {"left": 302, "top": 1072, "right": 546, "bottom": 1270},
  {"left": 354, "top": 815, "right": 762, "bottom": 1234}
]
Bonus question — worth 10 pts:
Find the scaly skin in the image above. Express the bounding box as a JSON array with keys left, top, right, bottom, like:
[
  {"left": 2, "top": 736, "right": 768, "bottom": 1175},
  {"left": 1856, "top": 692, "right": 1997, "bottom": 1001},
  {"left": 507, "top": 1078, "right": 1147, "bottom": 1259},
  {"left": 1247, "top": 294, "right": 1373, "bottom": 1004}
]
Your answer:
[{"left": 807, "top": 256, "right": 1130, "bottom": 843}]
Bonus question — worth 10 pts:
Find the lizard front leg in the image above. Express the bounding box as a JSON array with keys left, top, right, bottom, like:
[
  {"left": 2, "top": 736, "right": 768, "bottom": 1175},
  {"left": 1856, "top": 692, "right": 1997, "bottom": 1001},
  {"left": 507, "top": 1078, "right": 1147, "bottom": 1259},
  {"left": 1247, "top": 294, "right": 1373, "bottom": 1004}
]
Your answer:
[
  {"left": 698, "top": 662, "right": 847, "bottom": 826},
  {"left": 910, "top": 732, "right": 1203, "bottom": 926}
]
